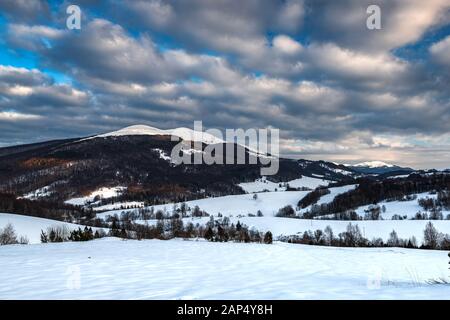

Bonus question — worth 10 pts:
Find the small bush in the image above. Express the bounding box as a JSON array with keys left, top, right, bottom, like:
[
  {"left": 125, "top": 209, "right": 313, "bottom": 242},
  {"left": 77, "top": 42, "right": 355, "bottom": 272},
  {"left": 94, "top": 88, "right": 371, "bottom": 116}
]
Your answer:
[
  {"left": 263, "top": 231, "right": 273, "bottom": 244},
  {"left": 276, "top": 205, "right": 295, "bottom": 218},
  {"left": 0, "top": 223, "right": 18, "bottom": 245}
]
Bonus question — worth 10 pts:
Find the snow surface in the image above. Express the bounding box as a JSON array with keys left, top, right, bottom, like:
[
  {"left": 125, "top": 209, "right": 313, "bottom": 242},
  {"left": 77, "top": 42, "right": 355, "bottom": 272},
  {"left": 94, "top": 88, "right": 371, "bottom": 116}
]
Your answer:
[
  {"left": 153, "top": 148, "right": 171, "bottom": 161},
  {"left": 94, "top": 184, "right": 351, "bottom": 220},
  {"left": 96, "top": 187, "right": 450, "bottom": 243},
  {"left": 0, "top": 238, "right": 449, "bottom": 299},
  {"left": 0, "top": 213, "right": 103, "bottom": 244},
  {"left": 353, "top": 192, "right": 450, "bottom": 220},
  {"left": 317, "top": 184, "right": 357, "bottom": 205},
  {"left": 238, "top": 176, "right": 332, "bottom": 193},
  {"left": 297, "top": 184, "right": 358, "bottom": 215},
  {"left": 22, "top": 185, "right": 54, "bottom": 199},
  {"left": 97, "top": 191, "right": 310, "bottom": 219},
  {"left": 93, "top": 201, "right": 145, "bottom": 212},
  {"left": 65, "top": 186, "right": 126, "bottom": 206}
]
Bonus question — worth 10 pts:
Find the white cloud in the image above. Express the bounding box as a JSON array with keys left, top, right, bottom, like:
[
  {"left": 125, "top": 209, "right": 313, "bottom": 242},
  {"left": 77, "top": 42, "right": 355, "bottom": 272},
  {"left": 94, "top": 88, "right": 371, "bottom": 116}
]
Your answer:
[
  {"left": 272, "top": 35, "right": 302, "bottom": 55},
  {"left": 306, "top": 43, "right": 407, "bottom": 82},
  {"left": 0, "top": 111, "right": 42, "bottom": 121}
]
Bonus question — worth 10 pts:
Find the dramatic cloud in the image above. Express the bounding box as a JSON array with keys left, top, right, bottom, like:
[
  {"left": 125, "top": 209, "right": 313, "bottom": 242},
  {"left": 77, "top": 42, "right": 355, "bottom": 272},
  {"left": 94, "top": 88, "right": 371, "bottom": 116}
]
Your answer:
[
  {"left": 0, "top": 0, "right": 50, "bottom": 23},
  {"left": 0, "top": 0, "right": 449, "bottom": 169},
  {"left": 430, "top": 35, "right": 450, "bottom": 67}
]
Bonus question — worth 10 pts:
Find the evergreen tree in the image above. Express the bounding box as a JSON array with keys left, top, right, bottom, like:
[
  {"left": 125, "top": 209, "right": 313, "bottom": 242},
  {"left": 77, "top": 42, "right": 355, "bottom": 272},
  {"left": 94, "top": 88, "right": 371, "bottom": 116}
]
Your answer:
[
  {"left": 204, "top": 226, "right": 214, "bottom": 241},
  {"left": 40, "top": 230, "right": 48, "bottom": 243},
  {"left": 263, "top": 231, "right": 273, "bottom": 244}
]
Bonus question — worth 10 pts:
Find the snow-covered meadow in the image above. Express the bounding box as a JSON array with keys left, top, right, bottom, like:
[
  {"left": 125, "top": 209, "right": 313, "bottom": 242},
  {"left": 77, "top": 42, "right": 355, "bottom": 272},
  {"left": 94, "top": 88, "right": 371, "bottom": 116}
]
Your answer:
[
  {"left": 2, "top": 179, "right": 450, "bottom": 300},
  {"left": 65, "top": 186, "right": 127, "bottom": 206},
  {"left": 97, "top": 190, "right": 310, "bottom": 219},
  {"left": 238, "top": 176, "right": 331, "bottom": 193},
  {"left": 95, "top": 186, "right": 450, "bottom": 244},
  {"left": 0, "top": 238, "right": 449, "bottom": 299}
]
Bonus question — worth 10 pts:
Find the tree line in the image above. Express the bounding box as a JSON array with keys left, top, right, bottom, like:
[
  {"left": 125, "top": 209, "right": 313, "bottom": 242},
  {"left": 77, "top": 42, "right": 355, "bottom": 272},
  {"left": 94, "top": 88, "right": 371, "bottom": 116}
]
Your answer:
[{"left": 278, "top": 222, "right": 450, "bottom": 250}]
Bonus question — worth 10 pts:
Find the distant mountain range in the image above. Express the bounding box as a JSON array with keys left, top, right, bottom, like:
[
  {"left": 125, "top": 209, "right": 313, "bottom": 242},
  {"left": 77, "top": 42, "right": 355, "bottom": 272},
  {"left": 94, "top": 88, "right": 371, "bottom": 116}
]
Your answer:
[
  {"left": 0, "top": 125, "right": 436, "bottom": 207},
  {"left": 0, "top": 125, "right": 357, "bottom": 204},
  {"left": 344, "top": 161, "right": 414, "bottom": 175}
]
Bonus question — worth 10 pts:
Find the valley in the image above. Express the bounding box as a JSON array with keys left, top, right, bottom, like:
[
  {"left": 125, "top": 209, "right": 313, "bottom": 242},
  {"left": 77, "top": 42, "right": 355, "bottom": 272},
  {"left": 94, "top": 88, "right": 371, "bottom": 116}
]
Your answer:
[{"left": 1, "top": 125, "right": 449, "bottom": 300}]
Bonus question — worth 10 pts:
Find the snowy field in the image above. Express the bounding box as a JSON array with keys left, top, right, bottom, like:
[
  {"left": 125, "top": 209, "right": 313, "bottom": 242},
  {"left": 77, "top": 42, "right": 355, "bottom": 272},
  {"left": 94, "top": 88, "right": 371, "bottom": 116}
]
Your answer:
[
  {"left": 65, "top": 186, "right": 126, "bottom": 206},
  {"left": 4, "top": 182, "right": 450, "bottom": 300},
  {"left": 354, "top": 192, "right": 450, "bottom": 219},
  {"left": 96, "top": 188, "right": 450, "bottom": 243},
  {"left": 97, "top": 190, "right": 310, "bottom": 219},
  {"left": 0, "top": 213, "right": 103, "bottom": 244},
  {"left": 238, "top": 176, "right": 332, "bottom": 193},
  {"left": 0, "top": 238, "right": 449, "bottom": 299},
  {"left": 97, "top": 184, "right": 356, "bottom": 220},
  {"left": 298, "top": 184, "right": 357, "bottom": 214}
]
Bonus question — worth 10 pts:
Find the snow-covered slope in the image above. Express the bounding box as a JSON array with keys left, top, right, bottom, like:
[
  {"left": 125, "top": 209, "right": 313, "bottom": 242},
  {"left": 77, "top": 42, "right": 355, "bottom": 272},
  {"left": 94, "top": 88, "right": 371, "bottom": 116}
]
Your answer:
[
  {"left": 91, "top": 125, "right": 224, "bottom": 145},
  {"left": 65, "top": 187, "right": 126, "bottom": 206},
  {"left": 22, "top": 185, "right": 54, "bottom": 200},
  {"left": 238, "top": 176, "right": 332, "bottom": 193},
  {"left": 316, "top": 185, "right": 357, "bottom": 205},
  {"left": 1, "top": 238, "right": 448, "bottom": 299},
  {"left": 97, "top": 191, "right": 310, "bottom": 219},
  {"left": 353, "top": 192, "right": 450, "bottom": 220},
  {"left": 0, "top": 213, "right": 103, "bottom": 244},
  {"left": 297, "top": 184, "right": 358, "bottom": 216}
]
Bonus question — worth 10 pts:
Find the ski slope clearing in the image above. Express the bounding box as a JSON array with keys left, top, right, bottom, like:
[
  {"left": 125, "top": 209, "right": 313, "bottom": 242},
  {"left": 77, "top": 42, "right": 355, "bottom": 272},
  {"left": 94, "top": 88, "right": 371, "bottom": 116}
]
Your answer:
[
  {"left": 316, "top": 185, "right": 357, "bottom": 205},
  {"left": 298, "top": 184, "right": 358, "bottom": 215},
  {"left": 21, "top": 185, "right": 54, "bottom": 200},
  {"left": 353, "top": 192, "right": 450, "bottom": 220},
  {"left": 65, "top": 187, "right": 126, "bottom": 206},
  {"left": 0, "top": 213, "right": 103, "bottom": 244},
  {"left": 90, "top": 124, "right": 224, "bottom": 144},
  {"left": 238, "top": 176, "right": 332, "bottom": 193},
  {"left": 97, "top": 191, "right": 310, "bottom": 219},
  {"left": 93, "top": 201, "right": 144, "bottom": 212},
  {"left": 0, "top": 238, "right": 448, "bottom": 299}
]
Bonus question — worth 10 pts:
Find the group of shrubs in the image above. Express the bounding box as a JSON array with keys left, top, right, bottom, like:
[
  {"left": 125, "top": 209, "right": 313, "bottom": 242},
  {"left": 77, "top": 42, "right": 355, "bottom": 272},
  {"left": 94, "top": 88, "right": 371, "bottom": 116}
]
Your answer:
[
  {"left": 0, "top": 223, "right": 29, "bottom": 245},
  {"left": 203, "top": 217, "right": 273, "bottom": 244},
  {"left": 107, "top": 214, "right": 273, "bottom": 244},
  {"left": 278, "top": 222, "right": 450, "bottom": 250},
  {"left": 40, "top": 225, "right": 107, "bottom": 243}
]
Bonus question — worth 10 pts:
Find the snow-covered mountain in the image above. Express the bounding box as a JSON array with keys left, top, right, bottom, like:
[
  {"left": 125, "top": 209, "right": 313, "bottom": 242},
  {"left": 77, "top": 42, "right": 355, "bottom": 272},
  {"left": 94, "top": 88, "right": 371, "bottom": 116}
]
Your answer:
[
  {"left": 345, "top": 160, "right": 413, "bottom": 175},
  {"left": 352, "top": 161, "right": 395, "bottom": 168},
  {"left": 0, "top": 126, "right": 358, "bottom": 205},
  {"left": 91, "top": 124, "right": 225, "bottom": 145}
]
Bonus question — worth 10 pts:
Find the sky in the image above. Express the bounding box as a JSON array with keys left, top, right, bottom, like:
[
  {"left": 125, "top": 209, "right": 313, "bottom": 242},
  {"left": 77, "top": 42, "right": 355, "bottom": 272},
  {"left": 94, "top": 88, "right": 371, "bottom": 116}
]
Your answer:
[{"left": 0, "top": 0, "right": 449, "bottom": 169}]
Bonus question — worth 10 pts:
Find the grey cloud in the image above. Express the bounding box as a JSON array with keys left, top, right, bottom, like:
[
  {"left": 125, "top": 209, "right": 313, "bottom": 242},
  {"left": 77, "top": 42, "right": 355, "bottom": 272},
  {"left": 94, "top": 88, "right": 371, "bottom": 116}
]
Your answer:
[
  {"left": 1, "top": 1, "right": 450, "bottom": 168},
  {"left": 0, "top": 0, "right": 50, "bottom": 23},
  {"left": 303, "top": 0, "right": 450, "bottom": 53}
]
